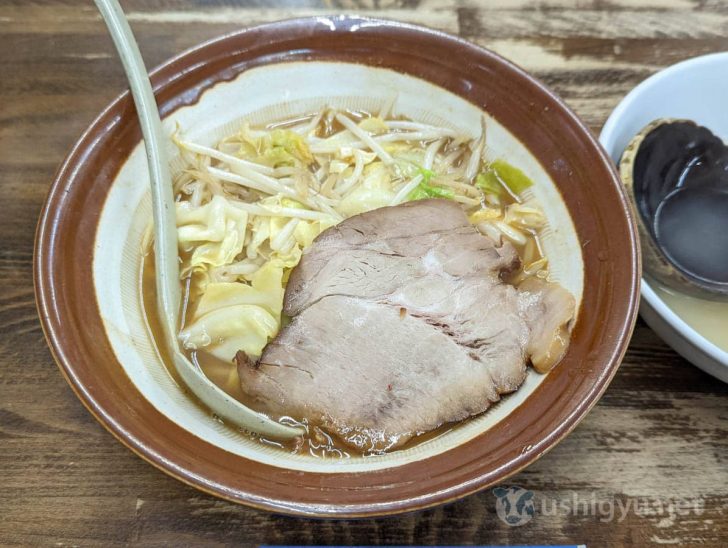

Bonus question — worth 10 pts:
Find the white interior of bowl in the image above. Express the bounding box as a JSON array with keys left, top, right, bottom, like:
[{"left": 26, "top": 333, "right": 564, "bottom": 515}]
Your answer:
[
  {"left": 599, "top": 52, "right": 728, "bottom": 382},
  {"left": 94, "top": 61, "right": 584, "bottom": 472}
]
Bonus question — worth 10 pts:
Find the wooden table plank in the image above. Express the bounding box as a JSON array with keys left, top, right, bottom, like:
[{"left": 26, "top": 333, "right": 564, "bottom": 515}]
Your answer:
[{"left": 1, "top": 1, "right": 727, "bottom": 545}]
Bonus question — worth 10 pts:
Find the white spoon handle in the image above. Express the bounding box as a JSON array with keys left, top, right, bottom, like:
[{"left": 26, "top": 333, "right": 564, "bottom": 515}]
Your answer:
[{"left": 94, "top": 0, "right": 302, "bottom": 439}]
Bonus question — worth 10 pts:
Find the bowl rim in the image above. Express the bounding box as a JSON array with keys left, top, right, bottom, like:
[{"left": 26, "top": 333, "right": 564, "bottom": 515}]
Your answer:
[
  {"left": 34, "top": 15, "right": 640, "bottom": 517},
  {"left": 599, "top": 51, "right": 728, "bottom": 375}
]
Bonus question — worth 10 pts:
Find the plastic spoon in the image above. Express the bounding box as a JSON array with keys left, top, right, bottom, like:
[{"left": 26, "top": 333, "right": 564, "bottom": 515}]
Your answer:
[{"left": 94, "top": 0, "right": 302, "bottom": 439}]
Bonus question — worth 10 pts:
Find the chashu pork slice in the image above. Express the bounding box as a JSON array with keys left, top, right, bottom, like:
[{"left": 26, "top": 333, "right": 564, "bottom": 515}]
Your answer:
[{"left": 238, "top": 199, "right": 576, "bottom": 452}]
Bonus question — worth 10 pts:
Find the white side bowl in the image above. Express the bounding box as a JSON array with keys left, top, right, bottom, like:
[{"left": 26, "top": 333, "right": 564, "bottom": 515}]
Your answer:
[{"left": 600, "top": 52, "right": 728, "bottom": 383}]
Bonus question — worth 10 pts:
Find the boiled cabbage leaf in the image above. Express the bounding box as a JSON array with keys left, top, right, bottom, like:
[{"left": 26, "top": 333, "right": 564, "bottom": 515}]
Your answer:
[
  {"left": 179, "top": 262, "right": 285, "bottom": 360},
  {"left": 338, "top": 163, "right": 395, "bottom": 217},
  {"left": 176, "top": 195, "right": 248, "bottom": 275},
  {"left": 179, "top": 304, "right": 278, "bottom": 362}
]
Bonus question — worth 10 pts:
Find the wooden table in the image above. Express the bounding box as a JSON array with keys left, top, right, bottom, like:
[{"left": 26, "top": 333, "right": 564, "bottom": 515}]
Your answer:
[{"left": 2, "top": 1, "right": 727, "bottom": 545}]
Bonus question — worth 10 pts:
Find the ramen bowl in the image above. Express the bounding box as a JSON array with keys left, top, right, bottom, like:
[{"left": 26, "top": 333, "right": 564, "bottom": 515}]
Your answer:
[{"left": 34, "top": 16, "right": 640, "bottom": 517}]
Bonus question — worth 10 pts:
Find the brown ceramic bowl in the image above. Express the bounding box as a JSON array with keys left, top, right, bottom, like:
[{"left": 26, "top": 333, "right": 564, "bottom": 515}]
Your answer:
[{"left": 34, "top": 16, "right": 640, "bottom": 517}]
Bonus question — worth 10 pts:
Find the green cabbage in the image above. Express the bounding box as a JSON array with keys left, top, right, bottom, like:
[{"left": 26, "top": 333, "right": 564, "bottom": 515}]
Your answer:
[
  {"left": 476, "top": 159, "right": 534, "bottom": 197},
  {"left": 262, "top": 129, "right": 313, "bottom": 167},
  {"left": 179, "top": 304, "right": 278, "bottom": 362},
  {"left": 176, "top": 195, "right": 248, "bottom": 274},
  {"left": 179, "top": 261, "right": 285, "bottom": 360},
  {"left": 338, "top": 163, "right": 395, "bottom": 217},
  {"left": 475, "top": 170, "right": 504, "bottom": 196},
  {"left": 228, "top": 126, "right": 313, "bottom": 168},
  {"left": 408, "top": 181, "right": 454, "bottom": 201}
]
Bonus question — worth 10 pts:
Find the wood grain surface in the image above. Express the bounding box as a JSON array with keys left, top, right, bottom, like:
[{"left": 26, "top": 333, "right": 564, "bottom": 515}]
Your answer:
[{"left": 2, "top": 0, "right": 727, "bottom": 546}]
